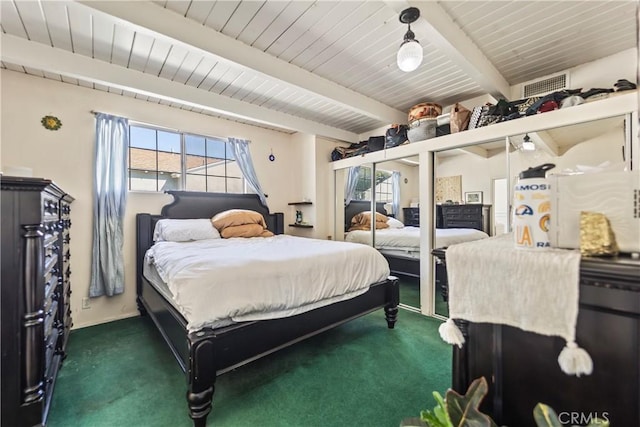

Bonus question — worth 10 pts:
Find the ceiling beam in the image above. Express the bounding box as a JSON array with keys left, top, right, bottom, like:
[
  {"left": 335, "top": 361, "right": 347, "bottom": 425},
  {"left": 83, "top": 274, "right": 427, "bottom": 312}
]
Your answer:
[
  {"left": 0, "top": 34, "right": 359, "bottom": 142},
  {"left": 529, "top": 130, "right": 560, "bottom": 157},
  {"left": 385, "top": 1, "right": 511, "bottom": 101},
  {"left": 458, "top": 145, "right": 489, "bottom": 158},
  {"left": 76, "top": 1, "right": 407, "bottom": 125}
]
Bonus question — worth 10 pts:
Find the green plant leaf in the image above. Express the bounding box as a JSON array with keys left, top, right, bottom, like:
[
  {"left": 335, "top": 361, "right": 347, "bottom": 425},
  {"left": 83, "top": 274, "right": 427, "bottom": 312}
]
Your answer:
[
  {"left": 420, "top": 391, "right": 453, "bottom": 427},
  {"left": 445, "top": 377, "right": 498, "bottom": 427},
  {"left": 533, "top": 403, "right": 562, "bottom": 427}
]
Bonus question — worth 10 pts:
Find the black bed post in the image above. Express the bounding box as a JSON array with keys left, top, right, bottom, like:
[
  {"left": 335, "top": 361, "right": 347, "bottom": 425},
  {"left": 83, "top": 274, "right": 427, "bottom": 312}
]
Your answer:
[
  {"left": 136, "top": 214, "right": 153, "bottom": 316},
  {"left": 384, "top": 277, "right": 400, "bottom": 329},
  {"left": 186, "top": 335, "right": 216, "bottom": 427}
]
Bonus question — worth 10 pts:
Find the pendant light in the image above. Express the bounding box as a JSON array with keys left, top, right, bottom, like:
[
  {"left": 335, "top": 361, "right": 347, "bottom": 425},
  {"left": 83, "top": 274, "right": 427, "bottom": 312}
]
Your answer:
[
  {"left": 522, "top": 134, "right": 536, "bottom": 151},
  {"left": 397, "top": 7, "right": 423, "bottom": 72}
]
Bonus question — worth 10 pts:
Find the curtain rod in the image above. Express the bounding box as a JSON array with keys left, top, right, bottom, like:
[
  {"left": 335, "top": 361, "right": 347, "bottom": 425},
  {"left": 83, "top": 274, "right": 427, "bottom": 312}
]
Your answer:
[{"left": 90, "top": 110, "right": 250, "bottom": 143}]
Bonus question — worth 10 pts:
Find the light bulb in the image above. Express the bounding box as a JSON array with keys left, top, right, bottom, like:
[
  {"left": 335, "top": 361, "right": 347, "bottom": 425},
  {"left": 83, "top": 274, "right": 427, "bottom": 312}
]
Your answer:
[{"left": 397, "top": 40, "right": 423, "bottom": 72}]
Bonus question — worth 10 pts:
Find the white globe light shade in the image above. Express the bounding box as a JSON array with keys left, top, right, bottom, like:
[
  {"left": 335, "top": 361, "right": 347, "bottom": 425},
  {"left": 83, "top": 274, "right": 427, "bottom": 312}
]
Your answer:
[{"left": 397, "top": 40, "right": 423, "bottom": 72}]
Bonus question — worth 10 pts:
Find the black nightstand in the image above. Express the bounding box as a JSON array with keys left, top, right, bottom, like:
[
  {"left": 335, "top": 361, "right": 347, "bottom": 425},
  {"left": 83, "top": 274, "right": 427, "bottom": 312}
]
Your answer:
[{"left": 402, "top": 207, "right": 420, "bottom": 226}]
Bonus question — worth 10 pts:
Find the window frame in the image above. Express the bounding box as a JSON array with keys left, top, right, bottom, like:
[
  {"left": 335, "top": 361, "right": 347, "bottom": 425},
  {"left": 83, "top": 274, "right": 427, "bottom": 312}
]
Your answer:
[
  {"left": 354, "top": 166, "right": 393, "bottom": 203},
  {"left": 127, "top": 121, "right": 246, "bottom": 194}
]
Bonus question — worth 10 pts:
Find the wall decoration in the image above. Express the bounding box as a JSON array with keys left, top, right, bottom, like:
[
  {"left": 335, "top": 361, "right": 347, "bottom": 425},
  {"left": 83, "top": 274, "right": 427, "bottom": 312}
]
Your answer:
[
  {"left": 41, "top": 115, "right": 62, "bottom": 131},
  {"left": 435, "top": 175, "right": 462, "bottom": 204},
  {"left": 465, "top": 191, "right": 483, "bottom": 204}
]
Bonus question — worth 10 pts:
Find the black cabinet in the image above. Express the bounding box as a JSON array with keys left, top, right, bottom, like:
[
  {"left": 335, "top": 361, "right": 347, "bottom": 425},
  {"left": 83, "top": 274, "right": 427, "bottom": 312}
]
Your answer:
[
  {"left": 402, "top": 207, "right": 420, "bottom": 226},
  {"left": 449, "top": 256, "right": 640, "bottom": 427},
  {"left": 440, "top": 204, "right": 491, "bottom": 234},
  {"left": 1, "top": 176, "right": 74, "bottom": 427}
]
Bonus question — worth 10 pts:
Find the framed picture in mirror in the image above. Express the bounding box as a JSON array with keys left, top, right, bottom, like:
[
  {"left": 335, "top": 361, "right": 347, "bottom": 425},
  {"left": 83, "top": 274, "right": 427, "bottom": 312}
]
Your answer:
[{"left": 465, "top": 191, "right": 483, "bottom": 204}]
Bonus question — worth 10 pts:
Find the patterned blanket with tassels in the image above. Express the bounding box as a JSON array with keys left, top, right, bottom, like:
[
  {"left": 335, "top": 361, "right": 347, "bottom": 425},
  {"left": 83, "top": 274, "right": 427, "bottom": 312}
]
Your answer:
[{"left": 439, "top": 233, "right": 592, "bottom": 377}]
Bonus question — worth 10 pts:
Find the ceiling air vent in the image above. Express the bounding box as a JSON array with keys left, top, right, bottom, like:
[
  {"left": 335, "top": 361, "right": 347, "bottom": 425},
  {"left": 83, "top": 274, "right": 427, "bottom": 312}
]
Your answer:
[{"left": 522, "top": 73, "right": 568, "bottom": 98}]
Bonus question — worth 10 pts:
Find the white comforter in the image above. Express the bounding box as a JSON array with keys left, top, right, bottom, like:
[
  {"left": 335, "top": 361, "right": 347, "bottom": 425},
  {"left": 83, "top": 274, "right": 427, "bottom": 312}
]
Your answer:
[
  {"left": 146, "top": 235, "right": 390, "bottom": 332},
  {"left": 345, "top": 226, "right": 489, "bottom": 250}
]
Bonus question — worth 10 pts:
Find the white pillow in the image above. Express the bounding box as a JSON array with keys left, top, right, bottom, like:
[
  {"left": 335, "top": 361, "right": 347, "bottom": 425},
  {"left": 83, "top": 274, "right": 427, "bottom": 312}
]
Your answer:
[
  {"left": 387, "top": 217, "right": 405, "bottom": 229},
  {"left": 153, "top": 219, "right": 221, "bottom": 242}
]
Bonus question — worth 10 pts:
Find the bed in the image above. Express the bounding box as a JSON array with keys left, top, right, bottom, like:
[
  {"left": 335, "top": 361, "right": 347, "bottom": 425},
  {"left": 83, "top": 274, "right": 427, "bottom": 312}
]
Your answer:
[
  {"left": 136, "top": 191, "right": 399, "bottom": 426},
  {"left": 344, "top": 201, "right": 489, "bottom": 279}
]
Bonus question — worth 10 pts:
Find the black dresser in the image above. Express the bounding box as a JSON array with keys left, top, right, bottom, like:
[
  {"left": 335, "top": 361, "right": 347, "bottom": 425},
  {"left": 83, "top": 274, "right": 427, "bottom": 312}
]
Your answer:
[
  {"left": 1, "top": 176, "right": 74, "bottom": 427},
  {"left": 402, "top": 207, "right": 420, "bottom": 226},
  {"left": 432, "top": 249, "right": 640, "bottom": 426},
  {"left": 440, "top": 204, "right": 491, "bottom": 235}
]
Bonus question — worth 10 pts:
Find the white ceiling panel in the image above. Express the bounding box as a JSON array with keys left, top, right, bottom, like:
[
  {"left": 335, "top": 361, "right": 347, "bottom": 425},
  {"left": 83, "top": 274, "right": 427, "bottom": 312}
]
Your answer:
[{"left": 1, "top": 0, "right": 636, "bottom": 140}]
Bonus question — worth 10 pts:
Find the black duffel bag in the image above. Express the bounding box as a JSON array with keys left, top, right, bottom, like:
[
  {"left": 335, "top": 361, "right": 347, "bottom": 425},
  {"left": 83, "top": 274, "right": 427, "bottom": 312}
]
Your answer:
[{"left": 385, "top": 125, "right": 408, "bottom": 148}]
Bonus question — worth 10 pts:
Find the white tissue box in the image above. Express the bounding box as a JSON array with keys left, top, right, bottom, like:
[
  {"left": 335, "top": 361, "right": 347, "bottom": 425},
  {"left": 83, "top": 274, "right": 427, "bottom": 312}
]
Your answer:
[{"left": 548, "top": 171, "right": 640, "bottom": 253}]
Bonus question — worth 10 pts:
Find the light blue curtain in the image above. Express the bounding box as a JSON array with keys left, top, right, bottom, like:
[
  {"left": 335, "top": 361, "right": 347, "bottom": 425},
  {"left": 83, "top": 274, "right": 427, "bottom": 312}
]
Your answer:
[
  {"left": 228, "top": 137, "right": 268, "bottom": 206},
  {"left": 392, "top": 171, "right": 401, "bottom": 216},
  {"left": 344, "top": 166, "right": 361, "bottom": 205},
  {"left": 90, "top": 114, "right": 129, "bottom": 297}
]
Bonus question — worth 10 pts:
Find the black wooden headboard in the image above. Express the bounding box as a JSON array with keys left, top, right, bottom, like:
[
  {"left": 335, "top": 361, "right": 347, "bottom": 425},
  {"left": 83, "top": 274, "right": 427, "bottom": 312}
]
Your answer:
[{"left": 344, "top": 200, "right": 387, "bottom": 231}]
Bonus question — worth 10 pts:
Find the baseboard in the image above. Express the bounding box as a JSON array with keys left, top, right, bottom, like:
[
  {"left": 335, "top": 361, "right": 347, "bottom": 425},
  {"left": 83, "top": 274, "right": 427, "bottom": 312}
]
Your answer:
[{"left": 72, "top": 312, "right": 140, "bottom": 330}]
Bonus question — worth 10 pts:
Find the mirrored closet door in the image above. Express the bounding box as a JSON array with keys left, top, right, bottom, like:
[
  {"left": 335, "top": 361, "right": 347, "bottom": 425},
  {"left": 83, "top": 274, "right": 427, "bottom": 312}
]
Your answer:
[
  {"left": 372, "top": 158, "right": 420, "bottom": 310},
  {"left": 433, "top": 140, "right": 507, "bottom": 317}
]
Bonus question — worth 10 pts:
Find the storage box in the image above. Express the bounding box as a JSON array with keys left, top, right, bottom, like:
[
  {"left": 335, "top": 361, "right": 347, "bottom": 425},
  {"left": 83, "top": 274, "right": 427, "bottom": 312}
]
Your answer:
[{"left": 548, "top": 171, "right": 640, "bottom": 253}]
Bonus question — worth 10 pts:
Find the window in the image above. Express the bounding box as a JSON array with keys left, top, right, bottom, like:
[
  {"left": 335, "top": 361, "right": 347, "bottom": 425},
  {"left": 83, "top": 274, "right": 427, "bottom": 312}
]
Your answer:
[
  {"left": 354, "top": 166, "right": 393, "bottom": 202},
  {"left": 128, "top": 124, "right": 244, "bottom": 193}
]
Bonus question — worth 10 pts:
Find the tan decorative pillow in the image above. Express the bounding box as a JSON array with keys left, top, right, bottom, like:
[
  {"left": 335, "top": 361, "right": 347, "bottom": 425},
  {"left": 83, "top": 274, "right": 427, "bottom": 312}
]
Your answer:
[
  {"left": 351, "top": 211, "right": 388, "bottom": 226},
  {"left": 212, "top": 209, "right": 267, "bottom": 231},
  {"left": 348, "top": 211, "right": 389, "bottom": 232},
  {"left": 220, "top": 224, "right": 268, "bottom": 238}
]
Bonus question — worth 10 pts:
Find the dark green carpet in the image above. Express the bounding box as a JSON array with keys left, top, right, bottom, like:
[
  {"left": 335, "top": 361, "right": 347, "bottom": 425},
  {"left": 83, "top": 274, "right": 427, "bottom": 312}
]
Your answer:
[
  {"left": 49, "top": 309, "right": 451, "bottom": 427},
  {"left": 398, "top": 277, "right": 448, "bottom": 318},
  {"left": 399, "top": 276, "right": 420, "bottom": 309}
]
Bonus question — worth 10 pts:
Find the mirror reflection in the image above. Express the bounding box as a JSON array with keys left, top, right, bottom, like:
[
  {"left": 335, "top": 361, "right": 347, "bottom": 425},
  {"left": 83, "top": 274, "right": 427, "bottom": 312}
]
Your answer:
[
  {"left": 342, "top": 159, "right": 420, "bottom": 309},
  {"left": 434, "top": 140, "right": 507, "bottom": 317},
  {"left": 508, "top": 116, "right": 628, "bottom": 247}
]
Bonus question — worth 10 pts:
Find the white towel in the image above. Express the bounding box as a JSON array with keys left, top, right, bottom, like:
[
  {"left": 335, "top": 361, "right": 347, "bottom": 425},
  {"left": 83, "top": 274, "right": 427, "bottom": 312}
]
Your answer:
[{"left": 439, "top": 233, "right": 593, "bottom": 377}]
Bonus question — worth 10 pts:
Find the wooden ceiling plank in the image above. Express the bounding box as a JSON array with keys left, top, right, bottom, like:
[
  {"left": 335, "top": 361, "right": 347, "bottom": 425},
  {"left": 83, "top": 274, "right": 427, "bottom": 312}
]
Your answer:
[
  {"left": 203, "top": 1, "right": 240, "bottom": 33},
  {"left": 250, "top": 1, "right": 312, "bottom": 52},
  {"left": 264, "top": 1, "right": 337, "bottom": 59},
  {"left": 128, "top": 32, "right": 156, "bottom": 72},
  {"left": 184, "top": 0, "right": 216, "bottom": 25},
  {"left": 235, "top": 1, "right": 290, "bottom": 46},
  {"left": 164, "top": 0, "right": 191, "bottom": 17},
  {"left": 1, "top": 1, "right": 29, "bottom": 39},
  {"left": 76, "top": 1, "right": 406, "bottom": 124},
  {"left": 41, "top": 1, "right": 73, "bottom": 52},
  {"left": 144, "top": 38, "right": 173, "bottom": 76},
  {"left": 221, "top": 1, "right": 265, "bottom": 40},
  {"left": 1, "top": 34, "right": 358, "bottom": 142},
  {"left": 277, "top": 1, "right": 362, "bottom": 63},
  {"left": 172, "top": 51, "right": 205, "bottom": 84},
  {"left": 13, "top": 1, "right": 50, "bottom": 45},
  {"left": 66, "top": 1, "right": 93, "bottom": 57},
  {"left": 90, "top": 14, "right": 115, "bottom": 63},
  {"left": 110, "top": 24, "right": 135, "bottom": 68}
]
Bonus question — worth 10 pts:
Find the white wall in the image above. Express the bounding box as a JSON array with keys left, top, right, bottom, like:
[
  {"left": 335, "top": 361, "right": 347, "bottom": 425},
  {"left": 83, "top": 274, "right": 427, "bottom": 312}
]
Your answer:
[
  {"left": 436, "top": 150, "right": 508, "bottom": 205},
  {"left": 0, "top": 70, "right": 299, "bottom": 328}
]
